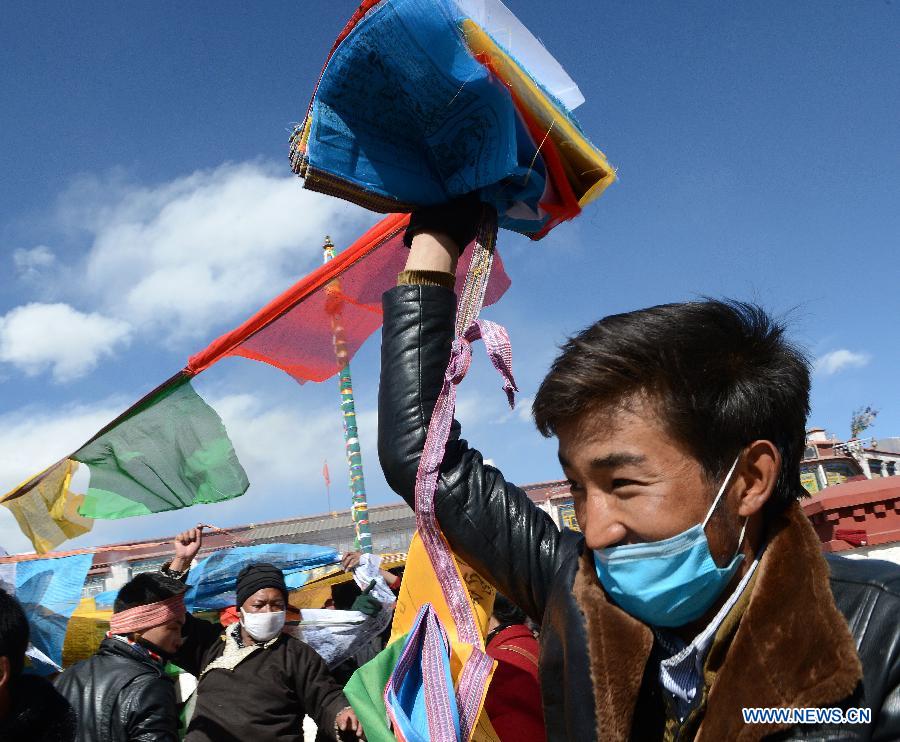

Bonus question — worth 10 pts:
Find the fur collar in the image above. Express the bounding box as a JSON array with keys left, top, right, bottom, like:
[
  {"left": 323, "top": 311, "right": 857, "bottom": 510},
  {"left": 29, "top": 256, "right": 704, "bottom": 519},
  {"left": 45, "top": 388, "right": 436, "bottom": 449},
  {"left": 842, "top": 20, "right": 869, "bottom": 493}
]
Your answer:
[{"left": 573, "top": 502, "right": 863, "bottom": 741}]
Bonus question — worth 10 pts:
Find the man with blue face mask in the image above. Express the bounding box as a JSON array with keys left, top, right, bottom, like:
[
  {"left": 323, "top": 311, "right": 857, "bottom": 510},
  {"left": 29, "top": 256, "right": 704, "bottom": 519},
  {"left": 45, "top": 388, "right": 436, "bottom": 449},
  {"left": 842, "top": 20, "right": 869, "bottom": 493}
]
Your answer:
[{"left": 377, "top": 201, "right": 900, "bottom": 741}]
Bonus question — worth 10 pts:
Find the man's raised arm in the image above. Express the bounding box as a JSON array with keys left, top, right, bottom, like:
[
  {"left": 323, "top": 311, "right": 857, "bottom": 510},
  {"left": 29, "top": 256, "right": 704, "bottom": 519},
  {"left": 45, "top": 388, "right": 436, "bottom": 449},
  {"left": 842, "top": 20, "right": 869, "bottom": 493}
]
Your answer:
[{"left": 378, "top": 204, "right": 564, "bottom": 622}]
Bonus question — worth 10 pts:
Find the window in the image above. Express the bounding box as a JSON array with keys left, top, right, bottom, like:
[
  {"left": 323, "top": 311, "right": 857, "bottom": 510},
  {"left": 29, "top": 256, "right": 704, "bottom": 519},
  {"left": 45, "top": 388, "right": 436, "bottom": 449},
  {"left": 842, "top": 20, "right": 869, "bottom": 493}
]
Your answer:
[
  {"left": 557, "top": 502, "right": 580, "bottom": 532},
  {"left": 130, "top": 560, "right": 166, "bottom": 576},
  {"left": 800, "top": 467, "right": 819, "bottom": 494},
  {"left": 869, "top": 459, "right": 883, "bottom": 477},
  {"left": 825, "top": 463, "right": 856, "bottom": 487}
]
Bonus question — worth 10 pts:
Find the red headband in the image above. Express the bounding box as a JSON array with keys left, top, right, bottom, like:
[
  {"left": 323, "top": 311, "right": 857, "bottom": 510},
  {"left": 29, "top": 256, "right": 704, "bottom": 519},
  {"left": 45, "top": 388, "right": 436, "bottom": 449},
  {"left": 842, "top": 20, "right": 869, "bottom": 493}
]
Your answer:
[{"left": 109, "top": 594, "right": 185, "bottom": 634}]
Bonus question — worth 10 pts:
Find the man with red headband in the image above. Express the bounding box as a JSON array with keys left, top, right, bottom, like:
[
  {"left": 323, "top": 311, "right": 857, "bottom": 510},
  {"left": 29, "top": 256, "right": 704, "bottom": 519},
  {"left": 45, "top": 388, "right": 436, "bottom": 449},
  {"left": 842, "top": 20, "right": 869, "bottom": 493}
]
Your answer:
[{"left": 55, "top": 572, "right": 187, "bottom": 741}]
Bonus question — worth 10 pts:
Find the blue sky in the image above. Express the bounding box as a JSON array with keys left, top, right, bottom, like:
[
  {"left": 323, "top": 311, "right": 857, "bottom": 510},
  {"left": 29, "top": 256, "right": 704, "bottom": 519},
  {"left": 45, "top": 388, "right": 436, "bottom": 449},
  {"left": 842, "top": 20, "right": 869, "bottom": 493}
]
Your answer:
[{"left": 1, "top": 1, "right": 897, "bottom": 553}]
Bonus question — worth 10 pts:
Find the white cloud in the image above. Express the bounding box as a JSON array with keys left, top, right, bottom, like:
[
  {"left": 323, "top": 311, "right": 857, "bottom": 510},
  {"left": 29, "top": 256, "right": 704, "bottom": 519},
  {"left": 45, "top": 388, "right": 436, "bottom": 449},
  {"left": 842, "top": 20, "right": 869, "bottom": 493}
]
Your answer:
[
  {"left": 66, "top": 161, "right": 375, "bottom": 339},
  {"left": 0, "top": 303, "right": 132, "bottom": 382},
  {"left": 815, "top": 349, "right": 871, "bottom": 376},
  {"left": 212, "top": 393, "right": 342, "bottom": 484},
  {"left": 515, "top": 394, "right": 535, "bottom": 424},
  {"left": 13, "top": 245, "right": 56, "bottom": 277},
  {"left": 490, "top": 393, "right": 535, "bottom": 425},
  {"left": 210, "top": 391, "right": 378, "bottom": 491}
]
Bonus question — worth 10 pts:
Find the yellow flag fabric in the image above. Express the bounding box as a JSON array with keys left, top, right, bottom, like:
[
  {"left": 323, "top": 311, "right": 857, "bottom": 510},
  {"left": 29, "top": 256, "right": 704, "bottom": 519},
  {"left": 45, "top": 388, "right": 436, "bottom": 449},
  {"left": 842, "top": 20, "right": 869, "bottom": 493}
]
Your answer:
[
  {"left": 63, "top": 597, "right": 111, "bottom": 666},
  {"left": 391, "top": 532, "right": 500, "bottom": 742},
  {"left": 459, "top": 19, "right": 616, "bottom": 207},
  {"left": 1, "top": 460, "right": 93, "bottom": 553}
]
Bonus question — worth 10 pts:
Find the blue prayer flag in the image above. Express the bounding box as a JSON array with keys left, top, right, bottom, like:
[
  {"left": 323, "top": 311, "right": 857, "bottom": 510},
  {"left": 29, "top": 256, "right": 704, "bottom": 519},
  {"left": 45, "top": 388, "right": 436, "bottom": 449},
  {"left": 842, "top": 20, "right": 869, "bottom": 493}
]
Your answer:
[
  {"left": 0, "top": 553, "right": 94, "bottom": 675},
  {"left": 184, "top": 543, "right": 340, "bottom": 611}
]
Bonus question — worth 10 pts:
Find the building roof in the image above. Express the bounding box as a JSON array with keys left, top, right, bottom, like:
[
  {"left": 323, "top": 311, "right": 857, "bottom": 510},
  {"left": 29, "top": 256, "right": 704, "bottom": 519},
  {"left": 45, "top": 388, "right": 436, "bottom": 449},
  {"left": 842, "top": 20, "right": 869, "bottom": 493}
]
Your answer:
[
  {"left": 2, "top": 479, "right": 575, "bottom": 567},
  {"left": 0, "top": 500, "right": 415, "bottom": 570},
  {"left": 802, "top": 476, "right": 900, "bottom": 552},
  {"left": 522, "top": 480, "right": 571, "bottom": 503},
  {"left": 802, "top": 476, "right": 900, "bottom": 514}
]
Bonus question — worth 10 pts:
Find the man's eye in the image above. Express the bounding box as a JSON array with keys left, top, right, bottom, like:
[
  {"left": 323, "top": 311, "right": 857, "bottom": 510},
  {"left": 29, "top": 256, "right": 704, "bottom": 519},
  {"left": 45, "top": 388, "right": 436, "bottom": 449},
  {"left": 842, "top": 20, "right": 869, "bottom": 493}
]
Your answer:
[
  {"left": 566, "top": 479, "right": 583, "bottom": 492},
  {"left": 612, "top": 478, "right": 640, "bottom": 489}
]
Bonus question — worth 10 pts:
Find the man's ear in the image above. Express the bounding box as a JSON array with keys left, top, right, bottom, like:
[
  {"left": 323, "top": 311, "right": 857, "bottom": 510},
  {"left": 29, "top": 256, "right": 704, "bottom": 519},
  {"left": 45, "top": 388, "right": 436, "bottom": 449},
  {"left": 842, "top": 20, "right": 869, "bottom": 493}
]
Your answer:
[
  {"left": 0, "top": 656, "right": 11, "bottom": 691},
  {"left": 736, "top": 439, "right": 781, "bottom": 518}
]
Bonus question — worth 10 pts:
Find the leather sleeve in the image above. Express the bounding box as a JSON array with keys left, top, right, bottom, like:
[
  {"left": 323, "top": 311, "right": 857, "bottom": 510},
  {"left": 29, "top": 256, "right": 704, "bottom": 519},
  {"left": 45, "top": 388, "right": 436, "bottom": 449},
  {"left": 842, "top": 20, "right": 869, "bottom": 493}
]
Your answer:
[
  {"left": 870, "top": 596, "right": 900, "bottom": 741},
  {"left": 875, "top": 683, "right": 900, "bottom": 742},
  {"left": 379, "top": 284, "right": 563, "bottom": 622},
  {"left": 123, "top": 675, "right": 179, "bottom": 742}
]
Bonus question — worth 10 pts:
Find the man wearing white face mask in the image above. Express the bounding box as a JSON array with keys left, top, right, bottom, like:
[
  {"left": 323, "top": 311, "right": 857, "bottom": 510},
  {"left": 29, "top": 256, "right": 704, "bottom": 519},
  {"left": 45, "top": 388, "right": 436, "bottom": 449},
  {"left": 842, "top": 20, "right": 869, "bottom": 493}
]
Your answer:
[
  {"left": 162, "top": 530, "right": 364, "bottom": 742},
  {"left": 376, "top": 204, "right": 900, "bottom": 741}
]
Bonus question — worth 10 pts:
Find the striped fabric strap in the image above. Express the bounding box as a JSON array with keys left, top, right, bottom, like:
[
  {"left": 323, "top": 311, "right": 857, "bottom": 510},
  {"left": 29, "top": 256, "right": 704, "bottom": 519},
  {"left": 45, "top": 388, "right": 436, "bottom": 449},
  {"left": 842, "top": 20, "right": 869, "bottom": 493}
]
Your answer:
[
  {"left": 411, "top": 209, "right": 518, "bottom": 740},
  {"left": 385, "top": 604, "right": 458, "bottom": 742}
]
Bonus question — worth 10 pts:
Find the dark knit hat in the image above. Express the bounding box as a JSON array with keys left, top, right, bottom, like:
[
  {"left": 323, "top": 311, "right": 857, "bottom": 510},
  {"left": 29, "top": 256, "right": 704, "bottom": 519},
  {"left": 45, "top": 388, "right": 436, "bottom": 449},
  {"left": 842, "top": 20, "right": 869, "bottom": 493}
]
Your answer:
[{"left": 236, "top": 563, "right": 288, "bottom": 608}]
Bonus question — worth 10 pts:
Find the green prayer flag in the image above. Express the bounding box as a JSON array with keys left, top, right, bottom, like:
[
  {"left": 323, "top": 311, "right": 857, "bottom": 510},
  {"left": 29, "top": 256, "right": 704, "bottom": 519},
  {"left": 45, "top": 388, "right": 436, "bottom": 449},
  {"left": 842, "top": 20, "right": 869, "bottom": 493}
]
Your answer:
[
  {"left": 72, "top": 377, "right": 248, "bottom": 519},
  {"left": 344, "top": 633, "right": 408, "bottom": 742}
]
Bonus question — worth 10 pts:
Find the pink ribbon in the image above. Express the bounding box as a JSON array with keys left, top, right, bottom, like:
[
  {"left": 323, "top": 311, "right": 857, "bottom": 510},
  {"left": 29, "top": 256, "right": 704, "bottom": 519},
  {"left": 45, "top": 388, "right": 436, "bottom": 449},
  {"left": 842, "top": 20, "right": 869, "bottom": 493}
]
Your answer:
[{"left": 413, "top": 317, "right": 518, "bottom": 740}]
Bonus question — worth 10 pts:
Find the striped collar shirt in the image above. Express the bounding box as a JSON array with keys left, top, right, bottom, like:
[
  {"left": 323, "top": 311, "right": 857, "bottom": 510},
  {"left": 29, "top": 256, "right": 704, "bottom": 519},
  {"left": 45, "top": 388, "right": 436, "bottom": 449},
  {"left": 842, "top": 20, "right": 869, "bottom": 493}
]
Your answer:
[{"left": 654, "top": 551, "right": 763, "bottom": 722}]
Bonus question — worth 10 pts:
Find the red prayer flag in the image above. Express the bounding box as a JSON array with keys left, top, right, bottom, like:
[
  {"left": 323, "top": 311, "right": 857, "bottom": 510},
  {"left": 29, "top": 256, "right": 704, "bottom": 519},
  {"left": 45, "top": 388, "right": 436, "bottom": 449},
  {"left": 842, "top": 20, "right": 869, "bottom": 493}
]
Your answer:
[{"left": 188, "top": 213, "right": 510, "bottom": 384}]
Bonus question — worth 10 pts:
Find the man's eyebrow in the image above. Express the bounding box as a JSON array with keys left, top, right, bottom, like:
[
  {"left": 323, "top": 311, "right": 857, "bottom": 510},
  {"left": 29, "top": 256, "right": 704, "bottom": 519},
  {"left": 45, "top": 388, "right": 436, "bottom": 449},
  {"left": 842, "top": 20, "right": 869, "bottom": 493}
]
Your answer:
[
  {"left": 558, "top": 452, "right": 647, "bottom": 469},
  {"left": 590, "top": 453, "right": 646, "bottom": 469}
]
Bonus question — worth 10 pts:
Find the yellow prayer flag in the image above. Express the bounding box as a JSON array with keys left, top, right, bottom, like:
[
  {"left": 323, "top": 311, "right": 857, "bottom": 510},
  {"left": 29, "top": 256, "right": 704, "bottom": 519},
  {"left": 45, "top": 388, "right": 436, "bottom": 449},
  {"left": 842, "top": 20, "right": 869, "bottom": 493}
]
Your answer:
[
  {"left": 63, "top": 597, "right": 111, "bottom": 666},
  {"left": 391, "top": 531, "right": 500, "bottom": 742},
  {"left": 1, "top": 460, "right": 93, "bottom": 553}
]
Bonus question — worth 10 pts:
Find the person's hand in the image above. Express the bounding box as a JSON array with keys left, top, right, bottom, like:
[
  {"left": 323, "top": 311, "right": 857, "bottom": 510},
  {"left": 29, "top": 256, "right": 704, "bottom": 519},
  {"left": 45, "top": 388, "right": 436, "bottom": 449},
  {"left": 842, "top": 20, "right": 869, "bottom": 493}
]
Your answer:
[
  {"left": 334, "top": 706, "right": 365, "bottom": 739},
  {"left": 171, "top": 526, "right": 204, "bottom": 572},
  {"left": 341, "top": 551, "right": 362, "bottom": 573},
  {"left": 403, "top": 195, "right": 486, "bottom": 274}
]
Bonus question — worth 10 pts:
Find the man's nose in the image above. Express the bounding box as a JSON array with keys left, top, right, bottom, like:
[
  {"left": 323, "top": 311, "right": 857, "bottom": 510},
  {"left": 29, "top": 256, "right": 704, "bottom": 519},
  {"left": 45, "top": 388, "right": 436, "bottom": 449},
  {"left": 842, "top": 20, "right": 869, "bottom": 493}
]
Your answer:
[{"left": 581, "top": 496, "right": 627, "bottom": 551}]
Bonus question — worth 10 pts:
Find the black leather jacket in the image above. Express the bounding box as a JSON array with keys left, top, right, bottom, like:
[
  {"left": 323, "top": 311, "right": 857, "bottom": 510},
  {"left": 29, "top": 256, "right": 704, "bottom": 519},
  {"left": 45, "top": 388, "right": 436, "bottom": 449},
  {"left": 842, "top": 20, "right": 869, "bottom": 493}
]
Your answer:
[
  {"left": 54, "top": 637, "right": 178, "bottom": 742},
  {"left": 378, "top": 284, "right": 900, "bottom": 741}
]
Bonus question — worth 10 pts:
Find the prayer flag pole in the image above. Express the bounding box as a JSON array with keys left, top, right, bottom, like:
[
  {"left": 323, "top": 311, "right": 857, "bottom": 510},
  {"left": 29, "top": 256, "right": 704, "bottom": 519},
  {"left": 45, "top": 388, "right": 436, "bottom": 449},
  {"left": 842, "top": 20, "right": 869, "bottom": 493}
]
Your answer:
[{"left": 323, "top": 236, "right": 373, "bottom": 552}]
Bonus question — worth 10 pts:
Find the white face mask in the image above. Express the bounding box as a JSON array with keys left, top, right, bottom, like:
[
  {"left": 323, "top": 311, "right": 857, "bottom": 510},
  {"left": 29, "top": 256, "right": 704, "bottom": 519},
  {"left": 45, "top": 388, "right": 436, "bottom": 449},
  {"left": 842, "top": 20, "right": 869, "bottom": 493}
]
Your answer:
[{"left": 239, "top": 608, "right": 286, "bottom": 642}]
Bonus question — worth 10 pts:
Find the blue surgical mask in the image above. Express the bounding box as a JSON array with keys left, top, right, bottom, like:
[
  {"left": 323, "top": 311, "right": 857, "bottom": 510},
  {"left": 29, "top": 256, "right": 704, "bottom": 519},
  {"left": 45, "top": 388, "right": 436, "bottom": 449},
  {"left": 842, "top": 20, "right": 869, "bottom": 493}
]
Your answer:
[{"left": 593, "top": 456, "right": 746, "bottom": 628}]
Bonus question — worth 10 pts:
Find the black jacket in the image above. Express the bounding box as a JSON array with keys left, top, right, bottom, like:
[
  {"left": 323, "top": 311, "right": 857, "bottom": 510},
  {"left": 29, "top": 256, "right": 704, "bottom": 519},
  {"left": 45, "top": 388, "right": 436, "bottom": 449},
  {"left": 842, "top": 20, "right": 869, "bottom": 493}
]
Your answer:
[
  {"left": 54, "top": 637, "right": 178, "bottom": 742},
  {"left": 0, "top": 674, "right": 77, "bottom": 742},
  {"left": 378, "top": 284, "right": 900, "bottom": 741}
]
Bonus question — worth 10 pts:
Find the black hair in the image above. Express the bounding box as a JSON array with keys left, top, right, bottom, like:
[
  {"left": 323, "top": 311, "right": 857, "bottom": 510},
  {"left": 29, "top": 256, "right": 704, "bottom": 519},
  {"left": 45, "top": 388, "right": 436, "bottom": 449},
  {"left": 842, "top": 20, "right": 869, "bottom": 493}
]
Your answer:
[
  {"left": 533, "top": 299, "right": 810, "bottom": 516},
  {"left": 492, "top": 593, "right": 527, "bottom": 627},
  {"left": 0, "top": 588, "right": 29, "bottom": 676},
  {"left": 332, "top": 580, "right": 360, "bottom": 611},
  {"left": 114, "top": 572, "right": 186, "bottom": 614}
]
